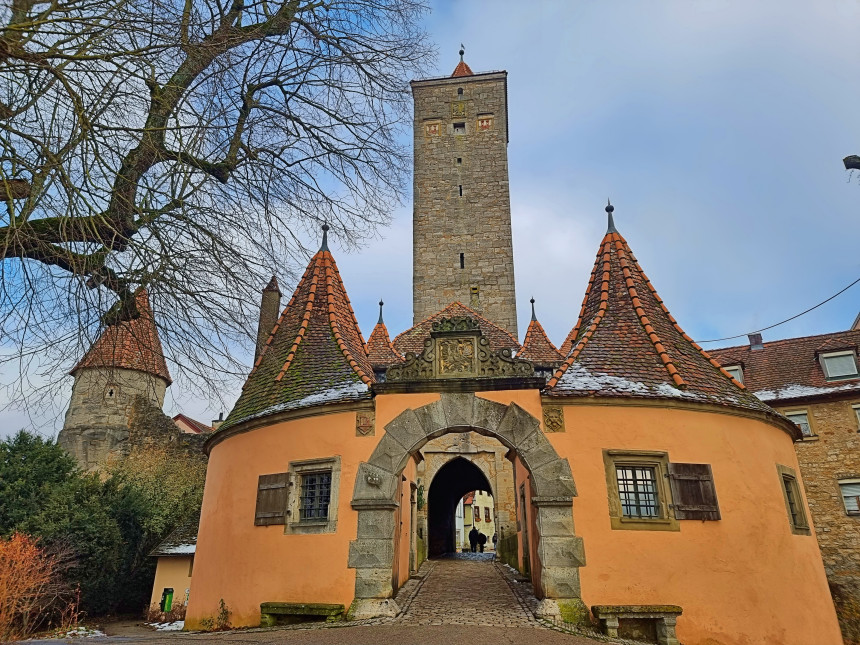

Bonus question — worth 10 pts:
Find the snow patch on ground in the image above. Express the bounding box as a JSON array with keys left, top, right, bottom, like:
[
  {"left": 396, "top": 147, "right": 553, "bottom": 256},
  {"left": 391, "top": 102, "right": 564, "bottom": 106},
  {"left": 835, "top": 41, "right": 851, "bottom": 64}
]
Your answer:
[
  {"left": 50, "top": 626, "right": 106, "bottom": 638},
  {"left": 149, "top": 621, "right": 184, "bottom": 631},
  {"left": 755, "top": 381, "right": 860, "bottom": 401}
]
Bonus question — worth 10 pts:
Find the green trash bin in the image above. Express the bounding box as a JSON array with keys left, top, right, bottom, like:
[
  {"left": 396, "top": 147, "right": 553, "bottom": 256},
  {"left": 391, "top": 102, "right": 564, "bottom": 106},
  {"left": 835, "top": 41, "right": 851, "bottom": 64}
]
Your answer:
[{"left": 160, "top": 587, "right": 174, "bottom": 612}]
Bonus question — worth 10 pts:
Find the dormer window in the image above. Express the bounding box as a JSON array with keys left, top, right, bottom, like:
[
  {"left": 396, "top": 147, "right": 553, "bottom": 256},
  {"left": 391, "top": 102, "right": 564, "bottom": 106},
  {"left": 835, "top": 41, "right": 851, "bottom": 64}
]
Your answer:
[
  {"left": 820, "top": 350, "right": 859, "bottom": 380},
  {"left": 724, "top": 365, "right": 744, "bottom": 384}
]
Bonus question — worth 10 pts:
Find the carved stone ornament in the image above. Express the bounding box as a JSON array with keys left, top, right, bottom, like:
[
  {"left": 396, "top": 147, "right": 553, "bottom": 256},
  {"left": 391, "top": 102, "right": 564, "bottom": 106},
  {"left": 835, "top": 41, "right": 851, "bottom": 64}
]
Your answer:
[
  {"left": 385, "top": 316, "right": 534, "bottom": 382},
  {"left": 451, "top": 101, "right": 467, "bottom": 118},
  {"left": 365, "top": 471, "right": 382, "bottom": 487},
  {"left": 356, "top": 411, "right": 375, "bottom": 437},
  {"left": 543, "top": 407, "right": 565, "bottom": 433}
]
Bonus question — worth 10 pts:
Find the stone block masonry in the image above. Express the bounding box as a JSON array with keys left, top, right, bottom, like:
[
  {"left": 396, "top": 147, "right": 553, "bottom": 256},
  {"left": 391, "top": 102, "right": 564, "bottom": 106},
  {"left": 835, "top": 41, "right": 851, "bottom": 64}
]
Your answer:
[{"left": 411, "top": 72, "right": 518, "bottom": 338}]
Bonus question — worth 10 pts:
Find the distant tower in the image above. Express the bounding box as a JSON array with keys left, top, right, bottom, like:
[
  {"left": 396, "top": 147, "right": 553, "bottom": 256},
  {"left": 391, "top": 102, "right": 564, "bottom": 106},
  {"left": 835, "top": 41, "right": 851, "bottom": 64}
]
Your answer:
[
  {"left": 410, "top": 47, "right": 518, "bottom": 337},
  {"left": 58, "top": 289, "right": 172, "bottom": 470}
]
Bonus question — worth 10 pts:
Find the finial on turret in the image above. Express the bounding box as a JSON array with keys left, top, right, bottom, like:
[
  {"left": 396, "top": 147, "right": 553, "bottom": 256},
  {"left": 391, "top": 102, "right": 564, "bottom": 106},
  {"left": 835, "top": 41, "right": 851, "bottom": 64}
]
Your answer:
[
  {"left": 378, "top": 300, "right": 385, "bottom": 325},
  {"left": 459, "top": 44, "right": 465, "bottom": 62},
  {"left": 530, "top": 297, "right": 537, "bottom": 322},
  {"left": 605, "top": 199, "right": 618, "bottom": 234},
  {"left": 320, "top": 222, "right": 330, "bottom": 251}
]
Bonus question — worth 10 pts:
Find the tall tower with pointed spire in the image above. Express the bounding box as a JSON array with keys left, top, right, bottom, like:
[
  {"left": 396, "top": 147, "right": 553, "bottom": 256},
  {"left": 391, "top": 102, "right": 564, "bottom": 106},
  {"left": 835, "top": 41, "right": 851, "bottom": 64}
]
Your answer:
[{"left": 410, "top": 48, "right": 518, "bottom": 337}]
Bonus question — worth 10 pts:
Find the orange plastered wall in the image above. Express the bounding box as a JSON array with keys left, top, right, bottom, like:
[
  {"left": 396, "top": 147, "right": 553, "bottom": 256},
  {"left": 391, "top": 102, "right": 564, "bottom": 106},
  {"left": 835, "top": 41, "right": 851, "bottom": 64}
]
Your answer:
[
  {"left": 185, "top": 409, "right": 376, "bottom": 628},
  {"left": 550, "top": 404, "right": 841, "bottom": 645}
]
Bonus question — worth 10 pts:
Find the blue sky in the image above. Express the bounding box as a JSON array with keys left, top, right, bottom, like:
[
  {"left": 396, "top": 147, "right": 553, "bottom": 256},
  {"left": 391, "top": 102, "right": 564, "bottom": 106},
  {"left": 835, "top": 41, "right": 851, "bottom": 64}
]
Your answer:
[{"left": 2, "top": 0, "right": 859, "bottom": 436}]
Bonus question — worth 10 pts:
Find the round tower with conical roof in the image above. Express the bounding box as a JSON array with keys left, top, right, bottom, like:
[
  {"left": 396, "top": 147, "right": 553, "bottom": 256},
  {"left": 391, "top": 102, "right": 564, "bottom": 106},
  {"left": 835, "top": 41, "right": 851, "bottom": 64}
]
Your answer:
[{"left": 58, "top": 289, "right": 172, "bottom": 470}]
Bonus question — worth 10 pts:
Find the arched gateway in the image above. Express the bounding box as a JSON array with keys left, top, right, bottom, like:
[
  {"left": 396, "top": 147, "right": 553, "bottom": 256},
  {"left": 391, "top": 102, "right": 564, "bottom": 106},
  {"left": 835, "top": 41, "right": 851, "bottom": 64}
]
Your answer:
[{"left": 347, "top": 393, "right": 586, "bottom": 620}]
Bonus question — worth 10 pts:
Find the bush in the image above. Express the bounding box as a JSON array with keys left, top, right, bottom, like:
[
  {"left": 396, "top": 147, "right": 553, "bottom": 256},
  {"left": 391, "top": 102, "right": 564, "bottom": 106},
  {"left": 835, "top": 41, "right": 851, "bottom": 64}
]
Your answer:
[{"left": 0, "top": 533, "right": 70, "bottom": 641}]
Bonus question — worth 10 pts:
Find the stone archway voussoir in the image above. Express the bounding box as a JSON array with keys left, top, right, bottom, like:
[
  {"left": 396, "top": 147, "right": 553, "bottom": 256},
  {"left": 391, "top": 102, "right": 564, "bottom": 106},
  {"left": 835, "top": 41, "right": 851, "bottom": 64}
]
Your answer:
[
  {"left": 382, "top": 408, "right": 427, "bottom": 454},
  {"left": 367, "top": 433, "right": 411, "bottom": 475},
  {"left": 494, "top": 402, "right": 542, "bottom": 450},
  {"left": 517, "top": 429, "right": 559, "bottom": 472},
  {"left": 531, "top": 458, "right": 577, "bottom": 498},
  {"left": 439, "top": 393, "right": 477, "bottom": 428}
]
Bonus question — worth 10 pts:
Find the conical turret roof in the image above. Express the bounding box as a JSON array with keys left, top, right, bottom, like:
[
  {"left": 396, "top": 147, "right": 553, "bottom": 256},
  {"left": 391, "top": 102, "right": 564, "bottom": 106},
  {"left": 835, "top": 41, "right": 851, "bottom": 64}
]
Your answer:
[
  {"left": 548, "top": 208, "right": 773, "bottom": 415},
  {"left": 72, "top": 288, "right": 171, "bottom": 384},
  {"left": 222, "top": 229, "right": 373, "bottom": 430},
  {"left": 519, "top": 300, "right": 564, "bottom": 366},
  {"left": 452, "top": 46, "right": 474, "bottom": 77},
  {"left": 366, "top": 301, "right": 404, "bottom": 368}
]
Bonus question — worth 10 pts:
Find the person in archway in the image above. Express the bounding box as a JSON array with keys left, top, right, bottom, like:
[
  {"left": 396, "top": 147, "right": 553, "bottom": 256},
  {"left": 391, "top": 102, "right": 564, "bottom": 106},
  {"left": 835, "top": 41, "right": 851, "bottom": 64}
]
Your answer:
[
  {"left": 478, "top": 531, "right": 487, "bottom": 553},
  {"left": 492, "top": 532, "right": 498, "bottom": 554},
  {"left": 468, "top": 526, "right": 479, "bottom": 553}
]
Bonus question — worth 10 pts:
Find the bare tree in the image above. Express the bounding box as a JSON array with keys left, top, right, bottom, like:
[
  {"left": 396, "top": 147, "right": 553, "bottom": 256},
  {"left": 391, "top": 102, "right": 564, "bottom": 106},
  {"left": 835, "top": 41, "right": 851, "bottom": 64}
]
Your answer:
[{"left": 0, "top": 0, "right": 433, "bottom": 409}]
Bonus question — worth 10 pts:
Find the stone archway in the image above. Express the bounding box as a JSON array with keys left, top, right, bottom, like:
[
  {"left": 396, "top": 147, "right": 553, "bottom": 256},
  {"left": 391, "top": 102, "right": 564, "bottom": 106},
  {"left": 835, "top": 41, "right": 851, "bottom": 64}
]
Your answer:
[
  {"left": 348, "top": 393, "right": 586, "bottom": 621},
  {"left": 427, "top": 456, "right": 492, "bottom": 557}
]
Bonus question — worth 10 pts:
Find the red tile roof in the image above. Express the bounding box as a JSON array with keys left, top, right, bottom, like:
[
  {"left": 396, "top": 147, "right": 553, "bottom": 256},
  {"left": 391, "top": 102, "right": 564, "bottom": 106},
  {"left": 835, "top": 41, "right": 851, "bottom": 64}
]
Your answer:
[
  {"left": 519, "top": 304, "right": 564, "bottom": 366},
  {"left": 72, "top": 289, "right": 172, "bottom": 384},
  {"left": 710, "top": 330, "right": 860, "bottom": 403},
  {"left": 221, "top": 230, "right": 373, "bottom": 429},
  {"left": 452, "top": 60, "right": 474, "bottom": 77},
  {"left": 366, "top": 304, "right": 404, "bottom": 369},
  {"left": 547, "top": 211, "right": 774, "bottom": 417},
  {"left": 393, "top": 302, "right": 520, "bottom": 356},
  {"left": 172, "top": 413, "right": 212, "bottom": 434}
]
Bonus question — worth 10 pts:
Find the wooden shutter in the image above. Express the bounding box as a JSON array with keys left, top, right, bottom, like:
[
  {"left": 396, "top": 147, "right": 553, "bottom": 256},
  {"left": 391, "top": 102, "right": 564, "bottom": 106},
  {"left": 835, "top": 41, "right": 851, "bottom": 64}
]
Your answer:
[
  {"left": 667, "top": 463, "right": 721, "bottom": 521},
  {"left": 254, "top": 473, "right": 288, "bottom": 526}
]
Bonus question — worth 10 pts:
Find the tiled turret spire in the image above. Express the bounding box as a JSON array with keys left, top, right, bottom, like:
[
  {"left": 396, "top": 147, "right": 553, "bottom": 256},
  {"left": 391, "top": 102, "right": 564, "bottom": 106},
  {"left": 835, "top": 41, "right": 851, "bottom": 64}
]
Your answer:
[
  {"left": 72, "top": 288, "right": 171, "bottom": 384},
  {"left": 366, "top": 300, "right": 404, "bottom": 369},
  {"left": 452, "top": 44, "right": 474, "bottom": 77},
  {"left": 549, "top": 204, "right": 774, "bottom": 415},
  {"left": 222, "top": 225, "right": 373, "bottom": 430},
  {"left": 518, "top": 298, "right": 564, "bottom": 367}
]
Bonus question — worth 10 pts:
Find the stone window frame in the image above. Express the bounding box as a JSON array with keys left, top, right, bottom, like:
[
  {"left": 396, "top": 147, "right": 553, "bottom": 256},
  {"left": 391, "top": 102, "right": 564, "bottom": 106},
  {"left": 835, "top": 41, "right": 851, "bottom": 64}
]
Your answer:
[
  {"left": 784, "top": 409, "right": 815, "bottom": 439},
  {"left": 776, "top": 464, "right": 811, "bottom": 536},
  {"left": 284, "top": 456, "right": 341, "bottom": 535},
  {"left": 602, "top": 450, "right": 679, "bottom": 532},
  {"left": 852, "top": 404, "right": 860, "bottom": 431},
  {"left": 837, "top": 477, "right": 860, "bottom": 516}
]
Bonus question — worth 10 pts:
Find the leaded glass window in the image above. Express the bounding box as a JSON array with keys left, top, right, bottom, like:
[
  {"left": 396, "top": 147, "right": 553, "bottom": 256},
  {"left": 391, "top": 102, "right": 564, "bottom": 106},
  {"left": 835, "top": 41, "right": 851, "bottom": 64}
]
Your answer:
[
  {"left": 616, "top": 465, "right": 660, "bottom": 518},
  {"left": 300, "top": 471, "right": 332, "bottom": 521}
]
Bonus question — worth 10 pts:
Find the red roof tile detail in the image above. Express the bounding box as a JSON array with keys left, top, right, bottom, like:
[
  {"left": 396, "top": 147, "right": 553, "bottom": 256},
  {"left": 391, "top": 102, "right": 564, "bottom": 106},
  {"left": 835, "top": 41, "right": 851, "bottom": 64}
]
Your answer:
[
  {"left": 72, "top": 289, "right": 172, "bottom": 384},
  {"left": 452, "top": 61, "right": 474, "bottom": 77},
  {"left": 710, "top": 329, "right": 860, "bottom": 403},
  {"left": 393, "top": 302, "right": 520, "bottom": 356},
  {"left": 519, "top": 319, "right": 564, "bottom": 366},
  {"left": 366, "top": 321, "right": 404, "bottom": 369},
  {"left": 547, "top": 225, "right": 769, "bottom": 416},
  {"left": 222, "top": 245, "right": 373, "bottom": 429}
]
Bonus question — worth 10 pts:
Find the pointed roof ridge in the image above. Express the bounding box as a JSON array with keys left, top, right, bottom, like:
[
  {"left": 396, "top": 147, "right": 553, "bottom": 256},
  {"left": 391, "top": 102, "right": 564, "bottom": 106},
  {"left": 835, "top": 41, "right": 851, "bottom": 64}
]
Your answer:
[
  {"left": 72, "top": 288, "right": 172, "bottom": 384},
  {"left": 366, "top": 302, "right": 404, "bottom": 369},
  {"left": 519, "top": 317, "right": 564, "bottom": 366},
  {"left": 393, "top": 301, "right": 521, "bottom": 356},
  {"left": 548, "top": 208, "right": 763, "bottom": 414},
  {"left": 452, "top": 45, "right": 473, "bottom": 77},
  {"left": 223, "top": 245, "right": 373, "bottom": 430}
]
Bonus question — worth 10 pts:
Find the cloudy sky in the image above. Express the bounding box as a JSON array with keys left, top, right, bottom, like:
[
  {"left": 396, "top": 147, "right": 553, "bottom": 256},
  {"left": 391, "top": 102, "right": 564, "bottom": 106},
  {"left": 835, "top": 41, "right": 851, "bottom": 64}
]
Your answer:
[{"left": 3, "top": 0, "right": 860, "bottom": 437}]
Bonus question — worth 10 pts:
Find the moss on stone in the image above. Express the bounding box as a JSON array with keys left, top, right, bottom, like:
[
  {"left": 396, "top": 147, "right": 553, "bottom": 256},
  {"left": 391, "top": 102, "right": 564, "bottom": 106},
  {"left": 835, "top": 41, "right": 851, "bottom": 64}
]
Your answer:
[{"left": 558, "top": 598, "right": 593, "bottom": 626}]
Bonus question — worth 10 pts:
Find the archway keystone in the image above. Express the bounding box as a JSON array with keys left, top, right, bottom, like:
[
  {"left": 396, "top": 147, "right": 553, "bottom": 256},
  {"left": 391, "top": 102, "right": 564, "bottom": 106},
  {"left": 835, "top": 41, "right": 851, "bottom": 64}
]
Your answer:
[{"left": 347, "top": 393, "right": 586, "bottom": 621}]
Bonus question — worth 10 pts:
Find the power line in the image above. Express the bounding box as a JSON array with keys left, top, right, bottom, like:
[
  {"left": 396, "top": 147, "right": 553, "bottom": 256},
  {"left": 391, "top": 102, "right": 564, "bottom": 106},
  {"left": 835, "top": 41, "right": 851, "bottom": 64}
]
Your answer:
[{"left": 699, "top": 275, "right": 860, "bottom": 344}]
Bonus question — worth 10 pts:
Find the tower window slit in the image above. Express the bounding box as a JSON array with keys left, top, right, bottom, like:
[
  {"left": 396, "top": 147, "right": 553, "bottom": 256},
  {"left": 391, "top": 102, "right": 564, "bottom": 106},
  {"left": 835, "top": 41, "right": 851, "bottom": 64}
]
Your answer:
[
  {"left": 458, "top": 185, "right": 463, "bottom": 197},
  {"left": 460, "top": 253, "right": 465, "bottom": 269}
]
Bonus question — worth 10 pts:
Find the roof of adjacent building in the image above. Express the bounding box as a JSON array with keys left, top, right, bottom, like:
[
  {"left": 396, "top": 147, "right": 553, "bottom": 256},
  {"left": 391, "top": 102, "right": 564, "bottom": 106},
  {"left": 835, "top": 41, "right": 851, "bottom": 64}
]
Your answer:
[
  {"left": 366, "top": 302, "right": 405, "bottom": 369},
  {"left": 172, "top": 413, "right": 212, "bottom": 434},
  {"left": 150, "top": 514, "right": 199, "bottom": 557},
  {"left": 219, "top": 228, "right": 373, "bottom": 430},
  {"left": 709, "top": 329, "right": 860, "bottom": 403},
  {"left": 518, "top": 301, "right": 564, "bottom": 366},
  {"left": 72, "top": 288, "right": 172, "bottom": 384},
  {"left": 546, "top": 209, "right": 775, "bottom": 418},
  {"left": 393, "top": 302, "right": 521, "bottom": 356}
]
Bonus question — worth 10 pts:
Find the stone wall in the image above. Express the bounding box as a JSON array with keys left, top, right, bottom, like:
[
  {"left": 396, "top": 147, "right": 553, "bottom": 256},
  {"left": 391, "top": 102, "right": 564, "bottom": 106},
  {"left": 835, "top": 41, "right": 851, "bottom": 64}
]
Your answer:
[
  {"left": 778, "top": 397, "right": 860, "bottom": 643},
  {"left": 411, "top": 72, "right": 518, "bottom": 337},
  {"left": 58, "top": 367, "right": 169, "bottom": 470}
]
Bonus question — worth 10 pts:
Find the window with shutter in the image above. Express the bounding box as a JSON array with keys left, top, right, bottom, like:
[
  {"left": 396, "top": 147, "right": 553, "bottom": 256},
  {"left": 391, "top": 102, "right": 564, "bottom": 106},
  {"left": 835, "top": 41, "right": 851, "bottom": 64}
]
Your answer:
[
  {"left": 776, "top": 464, "right": 810, "bottom": 535},
  {"left": 667, "top": 463, "right": 721, "bottom": 521},
  {"left": 839, "top": 479, "right": 860, "bottom": 515},
  {"left": 254, "top": 473, "right": 288, "bottom": 526}
]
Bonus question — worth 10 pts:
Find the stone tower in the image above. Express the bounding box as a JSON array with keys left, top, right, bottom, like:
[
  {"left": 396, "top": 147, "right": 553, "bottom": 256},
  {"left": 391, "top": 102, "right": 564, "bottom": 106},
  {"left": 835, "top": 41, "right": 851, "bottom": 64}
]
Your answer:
[
  {"left": 410, "top": 49, "right": 518, "bottom": 337},
  {"left": 58, "top": 289, "right": 172, "bottom": 470}
]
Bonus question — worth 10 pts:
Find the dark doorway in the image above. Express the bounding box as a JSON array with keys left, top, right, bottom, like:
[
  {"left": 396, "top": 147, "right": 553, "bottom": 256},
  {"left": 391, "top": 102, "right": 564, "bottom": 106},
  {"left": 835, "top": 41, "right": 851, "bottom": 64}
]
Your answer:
[{"left": 428, "top": 457, "right": 492, "bottom": 557}]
